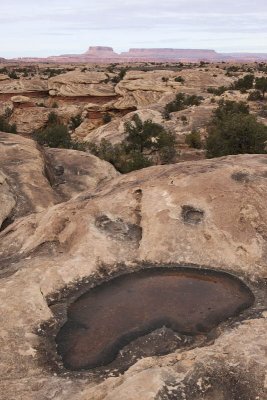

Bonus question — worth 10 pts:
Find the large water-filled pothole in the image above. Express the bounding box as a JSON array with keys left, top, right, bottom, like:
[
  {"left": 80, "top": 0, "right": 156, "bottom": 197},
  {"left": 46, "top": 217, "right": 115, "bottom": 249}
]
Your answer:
[{"left": 55, "top": 267, "right": 254, "bottom": 371}]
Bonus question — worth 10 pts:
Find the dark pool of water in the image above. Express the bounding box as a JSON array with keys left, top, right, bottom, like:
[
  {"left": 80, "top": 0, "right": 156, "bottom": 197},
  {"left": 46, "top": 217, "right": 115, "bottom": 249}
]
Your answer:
[{"left": 56, "top": 267, "right": 254, "bottom": 370}]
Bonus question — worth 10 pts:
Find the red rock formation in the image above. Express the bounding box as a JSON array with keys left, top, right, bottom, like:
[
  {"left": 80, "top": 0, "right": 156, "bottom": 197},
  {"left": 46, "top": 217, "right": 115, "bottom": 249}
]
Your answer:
[
  {"left": 84, "top": 46, "right": 119, "bottom": 57},
  {"left": 121, "top": 48, "right": 219, "bottom": 61}
]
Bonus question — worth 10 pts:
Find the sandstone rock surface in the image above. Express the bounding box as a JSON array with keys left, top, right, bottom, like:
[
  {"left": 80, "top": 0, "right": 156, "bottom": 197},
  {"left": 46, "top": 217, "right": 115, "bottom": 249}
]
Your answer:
[
  {"left": 0, "top": 76, "right": 48, "bottom": 94},
  {"left": 0, "top": 152, "right": 266, "bottom": 399},
  {"left": 0, "top": 132, "right": 60, "bottom": 222},
  {"left": 81, "top": 103, "right": 214, "bottom": 147},
  {"left": 83, "top": 109, "right": 165, "bottom": 143},
  {"left": 0, "top": 133, "right": 118, "bottom": 227},
  {"left": 11, "top": 95, "right": 31, "bottom": 104},
  {"left": 9, "top": 107, "right": 50, "bottom": 134},
  {"left": 48, "top": 71, "right": 116, "bottom": 97},
  {"left": 113, "top": 69, "right": 233, "bottom": 110},
  {"left": 45, "top": 147, "right": 119, "bottom": 200}
]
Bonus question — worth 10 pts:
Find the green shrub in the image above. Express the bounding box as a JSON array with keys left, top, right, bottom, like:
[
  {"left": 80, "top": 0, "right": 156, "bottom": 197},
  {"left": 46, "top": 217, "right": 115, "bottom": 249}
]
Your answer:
[
  {"left": 207, "top": 86, "right": 228, "bottom": 96},
  {"left": 248, "top": 90, "right": 263, "bottom": 101},
  {"left": 47, "top": 111, "right": 59, "bottom": 125},
  {"left": 174, "top": 76, "right": 185, "bottom": 83},
  {"left": 70, "top": 114, "right": 82, "bottom": 130},
  {"left": 164, "top": 93, "right": 203, "bottom": 118},
  {"left": 8, "top": 70, "right": 19, "bottom": 79},
  {"left": 111, "top": 68, "right": 127, "bottom": 84},
  {"left": 89, "top": 114, "right": 177, "bottom": 173},
  {"left": 255, "top": 77, "right": 267, "bottom": 98},
  {"left": 102, "top": 113, "right": 112, "bottom": 124},
  {"left": 0, "top": 116, "right": 17, "bottom": 133},
  {"left": 231, "top": 74, "right": 254, "bottom": 91},
  {"left": 185, "top": 131, "right": 202, "bottom": 149},
  {"left": 0, "top": 67, "right": 8, "bottom": 74},
  {"left": 34, "top": 124, "right": 71, "bottom": 148},
  {"left": 213, "top": 100, "right": 249, "bottom": 121},
  {"left": 206, "top": 101, "right": 267, "bottom": 158}
]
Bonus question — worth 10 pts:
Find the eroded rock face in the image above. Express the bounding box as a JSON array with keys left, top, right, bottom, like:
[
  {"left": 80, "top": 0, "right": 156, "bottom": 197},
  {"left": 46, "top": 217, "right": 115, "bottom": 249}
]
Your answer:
[
  {"left": 0, "top": 170, "right": 16, "bottom": 230},
  {"left": 0, "top": 132, "right": 119, "bottom": 226},
  {"left": 48, "top": 71, "right": 116, "bottom": 97},
  {"left": 0, "top": 132, "right": 60, "bottom": 220},
  {"left": 0, "top": 154, "right": 266, "bottom": 399},
  {"left": 82, "top": 109, "right": 165, "bottom": 144},
  {"left": 81, "top": 103, "right": 214, "bottom": 148},
  {"left": 45, "top": 148, "right": 119, "bottom": 200},
  {"left": 9, "top": 107, "right": 50, "bottom": 134},
  {"left": 0, "top": 76, "right": 48, "bottom": 94},
  {"left": 113, "top": 69, "right": 232, "bottom": 110}
]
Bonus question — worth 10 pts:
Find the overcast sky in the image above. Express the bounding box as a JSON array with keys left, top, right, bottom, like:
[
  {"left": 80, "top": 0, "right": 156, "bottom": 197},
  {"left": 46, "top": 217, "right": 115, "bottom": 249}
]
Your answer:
[{"left": 1, "top": 0, "right": 267, "bottom": 58}]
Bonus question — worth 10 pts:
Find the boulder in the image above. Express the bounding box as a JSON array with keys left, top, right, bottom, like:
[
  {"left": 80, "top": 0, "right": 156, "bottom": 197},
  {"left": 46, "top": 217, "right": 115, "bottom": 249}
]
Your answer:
[
  {"left": 9, "top": 107, "right": 50, "bottom": 134},
  {"left": 11, "top": 95, "right": 31, "bottom": 104},
  {"left": 45, "top": 148, "right": 119, "bottom": 200}
]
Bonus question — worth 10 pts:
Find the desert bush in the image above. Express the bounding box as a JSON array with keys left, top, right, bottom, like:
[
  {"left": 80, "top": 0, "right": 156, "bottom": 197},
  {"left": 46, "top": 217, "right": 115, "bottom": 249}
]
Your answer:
[
  {"left": 213, "top": 100, "right": 249, "bottom": 120},
  {"left": 185, "top": 130, "right": 202, "bottom": 149},
  {"left": 111, "top": 68, "right": 127, "bottom": 84},
  {"left": 174, "top": 76, "right": 185, "bottom": 83},
  {"left": 0, "top": 116, "right": 17, "bottom": 133},
  {"left": 164, "top": 93, "right": 203, "bottom": 119},
  {"left": 206, "top": 100, "right": 267, "bottom": 158},
  {"left": 47, "top": 111, "right": 59, "bottom": 125},
  {"left": 231, "top": 74, "right": 254, "bottom": 91},
  {"left": 255, "top": 77, "right": 267, "bottom": 98},
  {"left": 34, "top": 124, "right": 71, "bottom": 148},
  {"left": 248, "top": 90, "right": 263, "bottom": 101},
  {"left": 102, "top": 113, "right": 112, "bottom": 124},
  {"left": 70, "top": 114, "right": 82, "bottom": 130},
  {"left": 89, "top": 114, "right": 177, "bottom": 173},
  {"left": 207, "top": 86, "right": 228, "bottom": 95},
  {"left": 8, "top": 70, "right": 19, "bottom": 79}
]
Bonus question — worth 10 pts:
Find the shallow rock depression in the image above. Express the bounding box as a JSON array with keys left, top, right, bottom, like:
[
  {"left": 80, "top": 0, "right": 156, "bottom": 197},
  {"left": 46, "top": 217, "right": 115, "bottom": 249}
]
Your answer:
[{"left": 56, "top": 267, "right": 254, "bottom": 371}]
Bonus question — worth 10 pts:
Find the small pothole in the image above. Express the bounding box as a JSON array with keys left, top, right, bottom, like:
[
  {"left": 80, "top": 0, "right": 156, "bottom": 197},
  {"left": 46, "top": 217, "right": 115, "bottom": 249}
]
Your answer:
[{"left": 181, "top": 205, "right": 204, "bottom": 225}]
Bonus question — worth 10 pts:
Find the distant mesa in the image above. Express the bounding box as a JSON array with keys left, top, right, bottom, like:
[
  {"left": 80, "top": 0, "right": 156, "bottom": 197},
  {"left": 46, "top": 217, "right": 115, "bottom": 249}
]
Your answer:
[
  {"left": 6, "top": 46, "right": 267, "bottom": 63},
  {"left": 121, "top": 48, "right": 219, "bottom": 61},
  {"left": 85, "top": 46, "right": 119, "bottom": 57}
]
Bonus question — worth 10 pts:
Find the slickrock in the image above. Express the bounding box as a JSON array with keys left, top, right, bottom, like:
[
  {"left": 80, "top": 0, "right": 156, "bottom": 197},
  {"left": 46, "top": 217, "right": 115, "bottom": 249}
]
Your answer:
[
  {"left": 45, "top": 147, "right": 119, "bottom": 200},
  {"left": 0, "top": 76, "right": 48, "bottom": 94},
  {"left": 82, "top": 109, "right": 165, "bottom": 143},
  {"left": 0, "top": 132, "right": 60, "bottom": 222},
  {"left": 81, "top": 104, "right": 214, "bottom": 145},
  {"left": 0, "top": 133, "right": 118, "bottom": 227},
  {"left": 0, "top": 154, "right": 266, "bottom": 399},
  {"left": 114, "top": 69, "right": 232, "bottom": 109},
  {"left": 9, "top": 107, "right": 50, "bottom": 134},
  {"left": 0, "top": 170, "right": 16, "bottom": 229},
  {"left": 48, "top": 71, "right": 116, "bottom": 97}
]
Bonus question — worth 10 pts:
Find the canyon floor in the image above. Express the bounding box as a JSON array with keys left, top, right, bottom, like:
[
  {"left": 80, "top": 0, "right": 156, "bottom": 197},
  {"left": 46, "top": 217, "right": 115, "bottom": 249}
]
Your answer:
[{"left": 0, "top": 61, "right": 267, "bottom": 400}]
